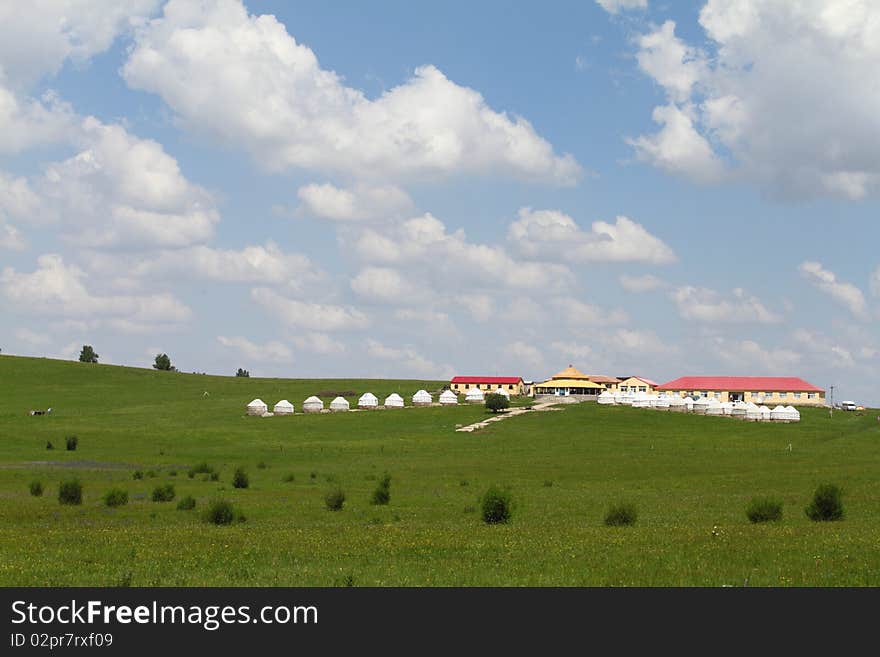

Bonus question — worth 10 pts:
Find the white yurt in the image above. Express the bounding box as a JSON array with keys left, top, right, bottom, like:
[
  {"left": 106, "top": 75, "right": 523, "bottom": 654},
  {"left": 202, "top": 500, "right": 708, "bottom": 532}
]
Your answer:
[
  {"left": 358, "top": 392, "right": 378, "bottom": 410},
  {"left": 683, "top": 396, "right": 695, "bottom": 412},
  {"left": 705, "top": 398, "right": 724, "bottom": 416},
  {"left": 631, "top": 392, "right": 650, "bottom": 408},
  {"left": 384, "top": 393, "right": 404, "bottom": 409},
  {"left": 465, "top": 387, "right": 485, "bottom": 403},
  {"left": 784, "top": 405, "right": 801, "bottom": 422},
  {"left": 731, "top": 400, "right": 748, "bottom": 419},
  {"left": 759, "top": 405, "right": 772, "bottom": 421},
  {"left": 412, "top": 389, "right": 433, "bottom": 406},
  {"left": 273, "top": 399, "right": 294, "bottom": 415},
  {"left": 330, "top": 396, "right": 350, "bottom": 412},
  {"left": 720, "top": 401, "right": 734, "bottom": 416},
  {"left": 492, "top": 387, "right": 511, "bottom": 399},
  {"left": 654, "top": 396, "right": 670, "bottom": 410},
  {"left": 597, "top": 390, "right": 615, "bottom": 405},
  {"left": 619, "top": 391, "right": 635, "bottom": 406},
  {"left": 246, "top": 398, "right": 268, "bottom": 416},
  {"left": 439, "top": 390, "right": 458, "bottom": 405},
  {"left": 745, "top": 401, "right": 762, "bottom": 421},
  {"left": 770, "top": 405, "right": 787, "bottom": 421},
  {"left": 302, "top": 396, "right": 324, "bottom": 414},
  {"left": 692, "top": 397, "right": 711, "bottom": 415},
  {"left": 668, "top": 395, "right": 686, "bottom": 412}
]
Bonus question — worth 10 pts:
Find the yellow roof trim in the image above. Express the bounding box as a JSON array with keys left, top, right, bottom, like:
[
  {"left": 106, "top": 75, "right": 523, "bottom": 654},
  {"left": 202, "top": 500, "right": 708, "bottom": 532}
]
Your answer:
[{"left": 535, "top": 378, "right": 605, "bottom": 389}]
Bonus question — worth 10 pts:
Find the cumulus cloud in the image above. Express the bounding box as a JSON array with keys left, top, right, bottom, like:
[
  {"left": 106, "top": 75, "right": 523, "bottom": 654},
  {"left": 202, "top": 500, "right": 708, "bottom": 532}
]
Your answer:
[
  {"left": 550, "top": 341, "right": 594, "bottom": 361},
  {"left": 629, "top": 4, "right": 880, "bottom": 198},
  {"left": 251, "top": 287, "right": 369, "bottom": 332},
  {"left": 350, "top": 266, "right": 420, "bottom": 304},
  {"left": 602, "top": 328, "right": 670, "bottom": 355},
  {"left": 290, "top": 332, "right": 346, "bottom": 355},
  {"left": 365, "top": 338, "right": 454, "bottom": 379},
  {"left": 122, "top": 0, "right": 580, "bottom": 184},
  {"left": 551, "top": 297, "right": 628, "bottom": 327},
  {"left": 0, "top": 221, "right": 26, "bottom": 251},
  {"left": 715, "top": 338, "right": 802, "bottom": 372},
  {"left": 297, "top": 183, "right": 413, "bottom": 221},
  {"left": 619, "top": 273, "right": 665, "bottom": 292},
  {"left": 671, "top": 285, "right": 781, "bottom": 323},
  {"left": 596, "top": 0, "right": 648, "bottom": 14},
  {"left": 798, "top": 261, "right": 868, "bottom": 319},
  {"left": 0, "top": 0, "right": 160, "bottom": 88},
  {"left": 506, "top": 341, "right": 545, "bottom": 370},
  {"left": 217, "top": 335, "right": 293, "bottom": 362},
  {"left": 871, "top": 266, "right": 880, "bottom": 298},
  {"left": 508, "top": 208, "right": 676, "bottom": 264},
  {"left": 0, "top": 87, "right": 75, "bottom": 154},
  {"left": 15, "top": 328, "right": 50, "bottom": 346},
  {"left": 0, "top": 254, "right": 191, "bottom": 324}
]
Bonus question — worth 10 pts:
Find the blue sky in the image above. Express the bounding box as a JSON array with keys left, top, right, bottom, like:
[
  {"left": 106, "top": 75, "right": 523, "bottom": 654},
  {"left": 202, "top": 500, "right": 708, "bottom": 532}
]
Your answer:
[{"left": 1, "top": 0, "right": 878, "bottom": 405}]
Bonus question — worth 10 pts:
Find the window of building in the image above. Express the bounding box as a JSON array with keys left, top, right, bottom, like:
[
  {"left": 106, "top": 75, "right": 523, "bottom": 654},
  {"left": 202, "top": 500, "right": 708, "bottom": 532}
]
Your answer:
[
  {"left": 808, "top": 392, "right": 815, "bottom": 399},
  {"left": 707, "top": 391, "right": 714, "bottom": 397},
  {"left": 508, "top": 385, "right": 513, "bottom": 390},
  {"left": 620, "top": 386, "right": 628, "bottom": 392},
  {"left": 464, "top": 384, "right": 469, "bottom": 389},
  {"left": 639, "top": 386, "right": 646, "bottom": 392}
]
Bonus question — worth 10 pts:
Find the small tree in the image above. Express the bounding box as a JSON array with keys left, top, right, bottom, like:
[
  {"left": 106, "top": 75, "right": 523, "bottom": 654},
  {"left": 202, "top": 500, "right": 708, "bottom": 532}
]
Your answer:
[
  {"left": 370, "top": 473, "right": 392, "bottom": 505},
  {"left": 236, "top": 368, "right": 250, "bottom": 378},
  {"left": 806, "top": 483, "right": 844, "bottom": 522},
  {"left": 480, "top": 486, "right": 512, "bottom": 524},
  {"left": 485, "top": 393, "right": 510, "bottom": 413},
  {"left": 153, "top": 353, "right": 174, "bottom": 371},
  {"left": 78, "top": 345, "right": 99, "bottom": 363}
]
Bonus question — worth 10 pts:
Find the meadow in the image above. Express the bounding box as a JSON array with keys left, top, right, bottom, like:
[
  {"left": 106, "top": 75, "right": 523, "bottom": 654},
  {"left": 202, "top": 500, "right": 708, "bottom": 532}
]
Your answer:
[{"left": 1, "top": 355, "right": 878, "bottom": 586}]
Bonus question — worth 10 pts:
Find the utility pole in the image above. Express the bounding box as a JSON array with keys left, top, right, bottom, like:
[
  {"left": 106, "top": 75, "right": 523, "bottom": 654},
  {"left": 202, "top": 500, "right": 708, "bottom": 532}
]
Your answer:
[{"left": 829, "top": 385, "right": 834, "bottom": 418}]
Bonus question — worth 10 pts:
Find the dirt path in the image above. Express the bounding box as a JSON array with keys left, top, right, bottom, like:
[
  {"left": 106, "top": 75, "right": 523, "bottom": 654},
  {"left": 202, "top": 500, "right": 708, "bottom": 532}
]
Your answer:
[{"left": 455, "top": 401, "right": 561, "bottom": 433}]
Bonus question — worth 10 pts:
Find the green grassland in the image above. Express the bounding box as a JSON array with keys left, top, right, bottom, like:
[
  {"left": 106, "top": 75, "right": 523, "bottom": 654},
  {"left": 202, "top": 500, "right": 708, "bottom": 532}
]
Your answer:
[{"left": 1, "top": 354, "right": 879, "bottom": 586}]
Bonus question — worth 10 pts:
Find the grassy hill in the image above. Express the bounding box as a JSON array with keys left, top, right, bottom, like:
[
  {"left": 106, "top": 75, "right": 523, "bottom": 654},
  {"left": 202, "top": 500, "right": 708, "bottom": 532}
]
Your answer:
[{"left": 1, "top": 354, "right": 879, "bottom": 586}]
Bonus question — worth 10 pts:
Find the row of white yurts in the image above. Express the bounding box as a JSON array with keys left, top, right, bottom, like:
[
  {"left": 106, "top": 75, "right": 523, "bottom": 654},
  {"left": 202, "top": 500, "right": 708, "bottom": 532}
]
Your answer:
[
  {"left": 596, "top": 390, "right": 800, "bottom": 422},
  {"left": 245, "top": 387, "right": 491, "bottom": 415}
]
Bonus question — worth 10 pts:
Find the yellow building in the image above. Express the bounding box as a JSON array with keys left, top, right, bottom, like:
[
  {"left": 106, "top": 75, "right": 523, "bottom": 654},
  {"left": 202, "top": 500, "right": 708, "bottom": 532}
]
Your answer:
[
  {"left": 449, "top": 376, "right": 525, "bottom": 396},
  {"left": 616, "top": 376, "right": 658, "bottom": 394},
  {"left": 533, "top": 365, "right": 605, "bottom": 396}
]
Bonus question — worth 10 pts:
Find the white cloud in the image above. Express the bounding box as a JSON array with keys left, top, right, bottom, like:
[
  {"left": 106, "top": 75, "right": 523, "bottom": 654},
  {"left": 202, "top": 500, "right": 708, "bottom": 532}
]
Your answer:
[
  {"left": 602, "top": 328, "right": 670, "bottom": 355},
  {"left": 297, "top": 183, "right": 413, "bottom": 221},
  {"left": 550, "top": 341, "right": 594, "bottom": 361},
  {"left": 551, "top": 297, "right": 628, "bottom": 326},
  {"left": 365, "top": 338, "right": 454, "bottom": 379},
  {"left": 15, "top": 328, "right": 50, "bottom": 346},
  {"left": 0, "top": 0, "right": 160, "bottom": 88},
  {"left": 509, "top": 208, "right": 676, "bottom": 265},
  {"left": 596, "top": 0, "right": 648, "bottom": 14},
  {"left": 354, "top": 212, "right": 573, "bottom": 290},
  {"left": 0, "top": 221, "right": 26, "bottom": 251},
  {"left": 217, "top": 335, "right": 293, "bottom": 362},
  {"left": 33, "top": 118, "right": 219, "bottom": 248},
  {"left": 1, "top": 254, "right": 191, "bottom": 324},
  {"left": 350, "top": 267, "right": 419, "bottom": 304},
  {"left": 0, "top": 87, "right": 74, "bottom": 154},
  {"left": 122, "top": 0, "right": 580, "bottom": 185},
  {"left": 506, "top": 341, "right": 545, "bottom": 369},
  {"left": 290, "top": 332, "right": 346, "bottom": 355},
  {"left": 251, "top": 287, "right": 369, "bottom": 332},
  {"left": 630, "top": 4, "right": 880, "bottom": 198},
  {"left": 871, "top": 266, "right": 880, "bottom": 297},
  {"left": 619, "top": 273, "right": 664, "bottom": 292},
  {"left": 454, "top": 294, "right": 494, "bottom": 323},
  {"left": 671, "top": 285, "right": 781, "bottom": 323},
  {"left": 798, "top": 261, "right": 868, "bottom": 319},
  {"left": 715, "top": 338, "right": 802, "bottom": 372}
]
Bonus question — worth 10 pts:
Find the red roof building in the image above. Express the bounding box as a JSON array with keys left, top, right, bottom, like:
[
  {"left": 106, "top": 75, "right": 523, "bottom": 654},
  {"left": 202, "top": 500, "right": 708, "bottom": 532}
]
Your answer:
[
  {"left": 450, "top": 376, "right": 525, "bottom": 395},
  {"left": 657, "top": 376, "right": 825, "bottom": 405}
]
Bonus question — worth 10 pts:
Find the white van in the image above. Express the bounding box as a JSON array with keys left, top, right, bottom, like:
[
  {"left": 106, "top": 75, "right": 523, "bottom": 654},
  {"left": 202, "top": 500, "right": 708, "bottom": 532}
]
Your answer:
[{"left": 840, "top": 401, "right": 857, "bottom": 411}]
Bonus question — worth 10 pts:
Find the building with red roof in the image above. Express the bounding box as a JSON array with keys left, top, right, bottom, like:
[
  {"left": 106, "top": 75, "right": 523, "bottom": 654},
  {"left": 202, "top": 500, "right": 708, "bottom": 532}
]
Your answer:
[
  {"left": 656, "top": 376, "right": 825, "bottom": 405},
  {"left": 450, "top": 376, "right": 525, "bottom": 396}
]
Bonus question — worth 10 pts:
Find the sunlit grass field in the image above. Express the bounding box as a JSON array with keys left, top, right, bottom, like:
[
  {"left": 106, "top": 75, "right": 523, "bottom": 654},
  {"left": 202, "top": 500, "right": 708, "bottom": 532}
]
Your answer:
[{"left": 1, "top": 354, "right": 878, "bottom": 586}]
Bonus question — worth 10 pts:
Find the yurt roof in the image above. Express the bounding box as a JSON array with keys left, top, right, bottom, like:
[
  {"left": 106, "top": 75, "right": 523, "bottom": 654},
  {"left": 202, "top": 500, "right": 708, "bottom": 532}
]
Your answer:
[
  {"left": 537, "top": 378, "right": 604, "bottom": 388},
  {"left": 413, "top": 390, "right": 432, "bottom": 400},
  {"left": 550, "top": 364, "right": 589, "bottom": 380},
  {"left": 331, "top": 396, "right": 348, "bottom": 404},
  {"left": 248, "top": 398, "right": 266, "bottom": 406},
  {"left": 385, "top": 393, "right": 403, "bottom": 401},
  {"left": 304, "top": 395, "right": 322, "bottom": 403},
  {"left": 274, "top": 399, "right": 293, "bottom": 407},
  {"left": 359, "top": 392, "right": 378, "bottom": 402}
]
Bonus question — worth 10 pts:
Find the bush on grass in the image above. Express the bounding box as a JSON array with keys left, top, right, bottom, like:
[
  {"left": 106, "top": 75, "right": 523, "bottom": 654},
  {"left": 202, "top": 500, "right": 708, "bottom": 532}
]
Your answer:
[
  {"left": 58, "top": 480, "right": 82, "bottom": 505},
  {"left": 104, "top": 488, "right": 128, "bottom": 507},
  {"left": 29, "top": 481, "right": 43, "bottom": 497},
  {"left": 480, "top": 486, "right": 512, "bottom": 524},
  {"left": 151, "top": 484, "right": 175, "bottom": 502},
  {"left": 232, "top": 467, "right": 249, "bottom": 489},
  {"left": 177, "top": 495, "right": 196, "bottom": 511},
  {"left": 805, "top": 484, "right": 844, "bottom": 522},
  {"left": 132, "top": 470, "right": 144, "bottom": 480},
  {"left": 204, "top": 499, "right": 235, "bottom": 525},
  {"left": 746, "top": 497, "right": 783, "bottom": 523},
  {"left": 604, "top": 502, "right": 638, "bottom": 527},
  {"left": 65, "top": 435, "right": 78, "bottom": 451},
  {"left": 325, "top": 488, "right": 346, "bottom": 511},
  {"left": 282, "top": 473, "right": 295, "bottom": 483},
  {"left": 370, "top": 473, "right": 391, "bottom": 506}
]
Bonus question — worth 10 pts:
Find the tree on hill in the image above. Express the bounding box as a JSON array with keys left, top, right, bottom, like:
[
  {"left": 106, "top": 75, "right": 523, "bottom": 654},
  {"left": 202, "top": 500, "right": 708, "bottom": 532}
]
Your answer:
[
  {"left": 153, "top": 353, "right": 175, "bottom": 371},
  {"left": 78, "top": 345, "right": 99, "bottom": 363},
  {"left": 485, "top": 393, "right": 510, "bottom": 413},
  {"left": 236, "top": 368, "right": 250, "bottom": 378}
]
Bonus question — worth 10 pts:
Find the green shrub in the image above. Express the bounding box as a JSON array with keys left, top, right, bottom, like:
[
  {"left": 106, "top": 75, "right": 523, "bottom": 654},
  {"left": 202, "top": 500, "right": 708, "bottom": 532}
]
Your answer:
[
  {"left": 151, "top": 484, "right": 175, "bottom": 502},
  {"left": 65, "top": 435, "right": 78, "bottom": 451},
  {"left": 146, "top": 470, "right": 157, "bottom": 478},
  {"left": 325, "top": 488, "right": 345, "bottom": 511},
  {"left": 177, "top": 495, "right": 196, "bottom": 511},
  {"left": 132, "top": 470, "right": 144, "bottom": 480},
  {"left": 282, "top": 473, "right": 295, "bottom": 483},
  {"left": 480, "top": 486, "right": 512, "bottom": 524},
  {"left": 104, "top": 488, "right": 129, "bottom": 507},
  {"left": 204, "top": 499, "right": 235, "bottom": 525},
  {"left": 543, "top": 480, "right": 554, "bottom": 488},
  {"left": 806, "top": 483, "right": 844, "bottom": 522},
  {"left": 604, "top": 502, "right": 638, "bottom": 527},
  {"left": 209, "top": 471, "right": 219, "bottom": 482},
  {"left": 370, "top": 473, "right": 391, "bottom": 505},
  {"left": 58, "top": 480, "right": 82, "bottom": 505},
  {"left": 188, "top": 462, "right": 214, "bottom": 478},
  {"left": 232, "top": 467, "right": 249, "bottom": 489},
  {"left": 29, "top": 481, "right": 43, "bottom": 497},
  {"left": 45, "top": 441, "right": 53, "bottom": 450},
  {"left": 746, "top": 497, "right": 783, "bottom": 523},
  {"left": 485, "top": 393, "right": 510, "bottom": 413},
  {"left": 257, "top": 461, "right": 267, "bottom": 470}
]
